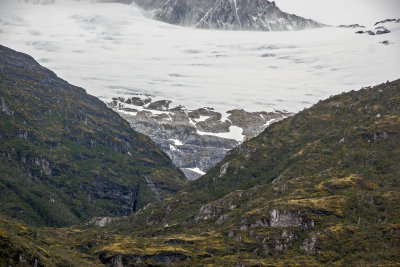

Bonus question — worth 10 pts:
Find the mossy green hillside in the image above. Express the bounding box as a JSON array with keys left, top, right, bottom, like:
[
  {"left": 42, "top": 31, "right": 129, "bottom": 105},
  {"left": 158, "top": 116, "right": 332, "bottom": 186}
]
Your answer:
[
  {"left": 0, "top": 45, "right": 186, "bottom": 227},
  {"left": 1, "top": 44, "right": 400, "bottom": 266},
  {"left": 5, "top": 80, "right": 396, "bottom": 266},
  {"left": 97, "top": 79, "right": 400, "bottom": 266}
]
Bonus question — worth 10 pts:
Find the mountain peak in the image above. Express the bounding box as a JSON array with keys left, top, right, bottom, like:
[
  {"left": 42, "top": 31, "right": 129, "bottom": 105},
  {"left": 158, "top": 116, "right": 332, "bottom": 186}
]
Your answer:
[{"left": 134, "top": 0, "right": 325, "bottom": 31}]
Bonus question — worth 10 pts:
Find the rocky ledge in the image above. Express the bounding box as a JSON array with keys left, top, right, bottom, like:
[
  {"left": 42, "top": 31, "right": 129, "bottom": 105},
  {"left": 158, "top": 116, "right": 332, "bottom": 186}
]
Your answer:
[
  {"left": 353, "top": 18, "right": 399, "bottom": 41},
  {"left": 109, "top": 96, "right": 291, "bottom": 180}
]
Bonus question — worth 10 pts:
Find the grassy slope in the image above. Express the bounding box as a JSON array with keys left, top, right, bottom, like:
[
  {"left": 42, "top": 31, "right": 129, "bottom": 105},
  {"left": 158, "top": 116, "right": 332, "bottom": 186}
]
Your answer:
[
  {"left": 0, "top": 45, "right": 186, "bottom": 227},
  {"left": 96, "top": 79, "right": 400, "bottom": 266},
  {"left": 1, "top": 46, "right": 399, "bottom": 265}
]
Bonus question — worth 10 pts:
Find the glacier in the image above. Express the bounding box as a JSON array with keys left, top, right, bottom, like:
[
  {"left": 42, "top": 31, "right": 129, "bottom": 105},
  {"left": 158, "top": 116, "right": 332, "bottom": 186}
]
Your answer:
[{"left": 0, "top": 1, "right": 399, "bottom": 115}]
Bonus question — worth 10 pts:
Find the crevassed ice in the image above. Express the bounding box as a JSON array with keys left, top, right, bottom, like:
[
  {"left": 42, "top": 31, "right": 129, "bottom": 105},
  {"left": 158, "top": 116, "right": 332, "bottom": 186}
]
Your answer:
[{"left": 0, "top": 1, "right": 399, "bottom": 116}]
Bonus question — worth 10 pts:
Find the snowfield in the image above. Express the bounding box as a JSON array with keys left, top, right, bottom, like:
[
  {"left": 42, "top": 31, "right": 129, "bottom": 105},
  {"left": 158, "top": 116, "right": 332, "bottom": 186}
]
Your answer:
[{"left": 0, "top": 1, "right": 399, "bottom": 116}]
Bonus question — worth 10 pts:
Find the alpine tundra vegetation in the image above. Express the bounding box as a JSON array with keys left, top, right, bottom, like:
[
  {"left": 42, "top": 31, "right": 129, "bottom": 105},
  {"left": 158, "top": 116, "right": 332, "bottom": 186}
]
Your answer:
[
  {"left": 0, "top": 45, "right": 400, "bottom": 265},
  {"left": 0, "top": 0, "right": 400, "bottom": 266},
  {"left": 0, "top": 45, "right": 186, "bottom": 227}
]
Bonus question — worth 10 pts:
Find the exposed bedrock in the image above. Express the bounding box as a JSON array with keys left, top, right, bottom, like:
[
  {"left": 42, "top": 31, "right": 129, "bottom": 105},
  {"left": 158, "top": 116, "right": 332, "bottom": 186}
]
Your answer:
[{"left": 109, "top": 96, "right": 291, "bottom": 180}]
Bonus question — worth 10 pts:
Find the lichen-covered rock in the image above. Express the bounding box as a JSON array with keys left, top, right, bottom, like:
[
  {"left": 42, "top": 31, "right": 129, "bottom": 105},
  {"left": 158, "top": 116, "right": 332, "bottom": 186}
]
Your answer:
[
  {"left": 194, "top": 190, "right": 243, "bottom": 223},
  {"left": 219, "top": 162, "right": 230, "bottom": 177},
  {"left": 300, "top": 232, "right": 318, "bottom": 255},
  {"left": 269, "top": 209, "right": 314, "bottom": 229},
  {"left": 86, "top": 217, "right": 117, "bottom": 227},
  {"left": 269, "top": 209, "right": 303, "bottom": 227}
]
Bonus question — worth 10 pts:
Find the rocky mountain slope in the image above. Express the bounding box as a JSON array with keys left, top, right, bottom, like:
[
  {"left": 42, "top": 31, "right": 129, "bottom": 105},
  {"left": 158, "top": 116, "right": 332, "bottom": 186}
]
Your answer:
[
  {"left": 353, "top": 18, "right": 400, "bottom": 45},
  {"left": 0, "top": 45, "right": 186, "bottom": 227},
  {"left": 2, "top": 79, "right": 399, "bottom": 266},
  {"left": 98, "top": 79, "right": 400, "bottom": 265},
  {"left": 134, "top": 0, "right": 324, "bottom": 31},
  {"left": 109, "top": 97, "right": 290, "bottom": 180}
]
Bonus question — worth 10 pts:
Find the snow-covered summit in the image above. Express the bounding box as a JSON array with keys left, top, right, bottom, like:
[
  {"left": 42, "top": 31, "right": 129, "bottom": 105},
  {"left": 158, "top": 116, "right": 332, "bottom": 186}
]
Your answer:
[{"left": 134, "top": 0, "right": 325, "bottom": 31}]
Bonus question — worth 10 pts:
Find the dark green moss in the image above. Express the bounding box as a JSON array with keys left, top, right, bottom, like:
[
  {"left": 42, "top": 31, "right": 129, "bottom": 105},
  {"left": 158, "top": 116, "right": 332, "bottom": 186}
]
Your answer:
[{"left": 0, "top": 45, "right": 186, "bottom": 227}]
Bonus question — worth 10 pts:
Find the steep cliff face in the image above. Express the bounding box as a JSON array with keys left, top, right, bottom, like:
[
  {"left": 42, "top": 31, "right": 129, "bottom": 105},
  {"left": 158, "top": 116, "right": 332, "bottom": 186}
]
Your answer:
[
  {"left": 135, "top": 0, "right": 324, "bottom": 31},
  {"left": 0, "top": 45, "right": 186, "bottom": 226},
  {"left": 109, "top": 97, "right": 290, "bottom": 180}
]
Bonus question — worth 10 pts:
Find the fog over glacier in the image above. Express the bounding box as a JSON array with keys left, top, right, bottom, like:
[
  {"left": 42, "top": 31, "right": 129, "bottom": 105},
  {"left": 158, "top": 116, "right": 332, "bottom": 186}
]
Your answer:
[
  {"left": 275, "top": 0, "right": 400, "bottom": 25},
  {"left": 0, "top": 0, "right": 399, "bottom": 114}
]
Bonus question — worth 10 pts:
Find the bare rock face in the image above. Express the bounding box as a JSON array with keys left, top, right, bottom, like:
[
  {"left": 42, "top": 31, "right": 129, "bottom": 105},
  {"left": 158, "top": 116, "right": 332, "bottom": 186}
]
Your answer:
[
  {"left": 269, "top": 209, "right": 314, "bottom": 229},
  {"left": 376, "top": 26, "right": 391, "bottom": 35},
  {"left": 353, "top": 18, "right": 398, "bottom": 39},
  {"left": 134, "top": 0, "right": 324, "bottom": 31},
  {"left": 269, "top": 209, "right": 303, "bottom": 228},
  {"left": 219, "top": 162, "right": 230, "bottom": 177},
  {"left": 86, "top": 217, "right": 117, "bottom": 227},
  {"left": 109, "top": 96, "right": 291, "bottom": 180},
  {"left": 194, "top": 190, "right": 243, "bottom": 223},
  {"left": 300, "top": 232, "right": 318, "bottom": 255},
  {"left": 338, "top": 24, "right": 365, "bottom": 28},
  {"left": 0, "top": 97, "right": 13, "bottom": 116},
  {"left": 374, "top": 18, "right": 399, "bottom": 26}
]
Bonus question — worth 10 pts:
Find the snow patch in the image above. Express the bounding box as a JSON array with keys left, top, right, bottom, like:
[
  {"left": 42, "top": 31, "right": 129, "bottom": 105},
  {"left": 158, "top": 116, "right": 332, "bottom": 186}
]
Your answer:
[
  {"left": 185, "top": 167, "right": 206, "bottom": 175},
  {"left": 169, "top": 139, "right": 183, "bottom": 146},
  {"left": 197, "top": 125, "right": 245, "bottom": 142},
  {"left": 193, "top": 115, "right": 210, "bottom": 123},
  {"left": 263, "top": 118, "right": 276, "bottom": 127}
]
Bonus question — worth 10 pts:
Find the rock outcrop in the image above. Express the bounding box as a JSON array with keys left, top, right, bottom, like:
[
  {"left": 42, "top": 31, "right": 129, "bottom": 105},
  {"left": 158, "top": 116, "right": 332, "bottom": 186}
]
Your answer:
[
  {"left": 109, "top": 96, "right": 290, "bottom": 180},
  {"left": 338, "top": 24, "right": 365, "bottom": 28},
  {"left": 86, "top": 217, "right": 117, "bottom": 227},
  {"left": 269, "top": 209, "right": 314, "bottom": 230},
  {"left": 133, "top": 0, "right": 325, "bottom": 31},
  {"left": 353, "top": 18, "right": 399, "bottom": 39}
]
